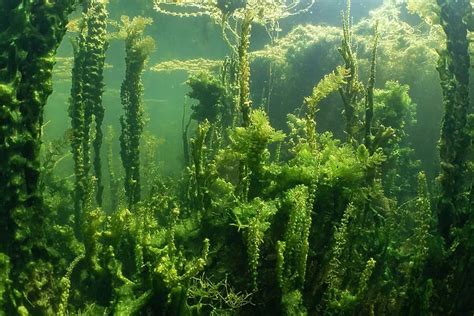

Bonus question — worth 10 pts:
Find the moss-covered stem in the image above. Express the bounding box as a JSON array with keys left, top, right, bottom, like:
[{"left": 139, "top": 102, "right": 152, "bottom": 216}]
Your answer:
[
  {"left": 87, "top": 1, "right": 108, "bottom": 207},
  {"left": 338, "top": 0, "right": 361, "bottom": 143},
  {"left": 0, "top": 0, "right": 75, "bottom": 312},
  {"left": 435, "top": 0, "right": 472, "bottom": 312},
  {"left": 69, "top": 0, "right": 108, "bottom": 236},
  {"left": 436, "top": 0, "right": 472, "bottom": 243},
  {"left": 364, "top": 23, "right": 379, "bottom": 154},
  {"left": 119, "top": 17, "right": 154, "bottom": 210},
  {"left": 238, "top": 13, "right": 253, "bottom": 128}
]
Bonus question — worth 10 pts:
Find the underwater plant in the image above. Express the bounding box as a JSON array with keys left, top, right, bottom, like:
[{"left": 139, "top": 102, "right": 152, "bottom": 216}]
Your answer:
[
  {"left": 436, "top": 0, "right": 472, "bottom": 244},
  {"left": 2, "top": 0, "right": 474, "bottom": 314},
  {"left": 276, "top": 185, "right": 313, "bottom": 314},
  {"left": 153, "top": 0, "right": 315, "bottom": 38},
  {"left": 69, "top": 0, "right": 109, "bottom": 237},
  {"left": 338, "top": 0, "right": 364, "bottom": 144},
  {"left": 0, "top": 0, "right": 76, "bottom": 312},
  {"left": 433, "top": 0, "right": 473, "bottom": 313},
  {"left": 373, "top": 81, "right": 420, "bottom": 201},
  {"left": 118, "top": 16, "right": 155, "bottom": 209},
  {"left": 187, "top": 72, "right": 227, "bottom": 124},
  {"left": 238, "top": 12, "right": 252, "bottom": 127}
]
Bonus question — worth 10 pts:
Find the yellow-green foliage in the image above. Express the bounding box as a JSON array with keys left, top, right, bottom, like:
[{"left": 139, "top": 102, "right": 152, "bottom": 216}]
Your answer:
[
  {"left": 413, "top": 173, "right": 431, "bottom": 252},
  {"left": 58, "top": 253, "right": 85, "bottom": 316},
  {"left": 280, "top": 185, "right": 311, "bottom": 289},
  {"left": 154, "top": 0, "right": 314, "bottom": 27},
  {"left": 150, "top": 58, "right": 223, "bottom": 74},
  {"left": 229, "top": 109, "right": 285, "bottom": 197},
  {"left": 233, "top": 198, "right": 278, "bottom": 288},
  {"left": 68, "top": 0, "right": 109, "bottom": 221},
  {"left": 119, "top": 15, "right": 155, "bottom": 208},
  {"left": 304, "top": 67, "right": 347, "bottom": 149},
  {"left": 252, "top": 3, "right": 442, "bottom": 87},
  {"left": 327, "top": 203, "right": 356, "bottom": 291},
  {"left": 187, "top": 274, "right": 253, "bottom": 313},
  {"left": 280, "top": 131, "right": 385, "bottom": 191},
  {"left": 231, "top": 110, "right": 286, "bottom": 156},
  {"left": 155, "top": 238, "right": 210, "bottom": 290},
  {"left": 357, "top": 258, "right": 376, "bottom": 297},
  {"left": 0, "top": 0, "right": 76, "bottom": 312},
  {"left": 252, "top": 24, "right": 341, "bottom": 65},
  {"left": 189, "top": 120, "right": 211, "bottom": 211},
  {"left": 238, "top": 12, "right": 252, "bottom": 127},
  {"left": 0, "top": 254, "right": 10, "bottom": 311},
  {"left": 353, "top": 3, "right": 442, "bottom": 86},
  {"left": 305, "top": 66, "right": 347, "bottom": 113},
  {"left": 276, "top": 185, "right": 312, "bottom": 315},
  {"left": 83, "top": 208, "right": 106, "bottom": 273},
  {"left": 115, "top": 16, "right": 155, "bottom": 55},
  {"left": 153, "top": 206, "right": 210, "bottom": 297},
  {"left": 407, "top": 0, "right": 440, "bottom": 24},
  {"left": 187, "top": 72, "right": 227, "bottom": 123},
  {"left": 281, "top": 290, "right": 307, "bottom": 316},
  {"left": 373, "top": 81, "right": 416, "bottom": 136}
]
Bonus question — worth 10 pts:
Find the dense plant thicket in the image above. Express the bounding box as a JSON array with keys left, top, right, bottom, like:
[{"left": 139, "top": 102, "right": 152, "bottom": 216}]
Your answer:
[{"left": 0, "top": 0, "right": 472, "bottom": 315}]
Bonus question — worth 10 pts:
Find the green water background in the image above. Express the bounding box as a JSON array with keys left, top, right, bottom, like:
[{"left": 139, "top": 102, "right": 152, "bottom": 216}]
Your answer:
[{"left": 44, "top": 0, "right": 445, "bottom": 179}]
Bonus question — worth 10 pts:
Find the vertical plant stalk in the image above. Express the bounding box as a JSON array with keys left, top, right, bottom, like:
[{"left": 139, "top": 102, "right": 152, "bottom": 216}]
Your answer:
[
  {"left": 364, "top": 22, "right": 379, "bottom": 154},
  {"left": 87, "top": 1, "right": 109, "bottom": 207},
  {"left": 0, "top": 0, "right": 75, "bottom": 312},
  {"left": 119, "top": 17, "right": 155, "bottom": 209},
  {"left": 190, "top": 121, "right": 210, "bottom": 212},
  {"left": 435, "top": 0, "right": 472, "bottom": 313},
  {"left": 182, "top": 99, "right": 192, "bottom": 166},
  {"left": 436, "top": 0, "right": 471, "bottom": 243},
  {"left": 235, "top": 13, "right": 254, "bottom": 201},
  {"left": 338, "top": 0, "right": 361, "bottom": 143},
  {"left": 106, "top": 126, "right": 119, "bottom": 211},
  {"left": 238, "top": 13, "right": 253, "bottom": 128},
  {"left": 69, "top": 1, "right": 108, "bottom": 237},
  {"left": 70, "top": 24, "right": 88, "bottom": 238}
]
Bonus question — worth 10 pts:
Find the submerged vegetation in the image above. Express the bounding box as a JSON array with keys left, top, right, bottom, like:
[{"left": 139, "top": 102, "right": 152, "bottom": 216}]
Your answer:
[{"left": 0, "top": 0, "right": 473, "bottom": 314}]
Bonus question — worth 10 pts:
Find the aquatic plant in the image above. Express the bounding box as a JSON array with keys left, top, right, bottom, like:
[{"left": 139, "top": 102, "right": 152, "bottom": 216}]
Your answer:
[
  {"left": 338, "top": 0, "right": 364, "bottom": 143},
  {"left": 434, "top": 0, "right": 473, "bottom": 313},
  {"left": 232, "top": 198, "right": 278, "bottom": 289},
  {"left": 304, "top": 66, "right": 347, "bottom": 150},
  {"left": 4, "top": 0, "right": 474, "bottom": 314},
  {"left": 69, "top": 0, "right": 109, "bottom": 237},
  {"left": 276, "top": 185, "right": 313, "bottom": 314},
  {"left": 88, "top": 2, "right": 109, "bottom": 208},
  {"left": 186, "top": 274, "right": 253, "bottom": 313},
  {"left": 399, "top": 172, "right": 434, "bottom": 314},
  {"left": 106, "top": 126, "right": 122, "bottom": 211},
  {"left": 153, "top": 0, "right": 315, "bottom": 37},
  {"left": 229, "top": 109, "right": 285, "bottom": 199},
  {"left": 189, "top": 120, "right": 211, "bottom": 212},
  {"left": 150, "top": 58, "right": 223, "bottom": 74},
  {"left": 58, "top": 253, "right": 85, "bottom": 316},
  {"left": 153, "top": 0, "right": 316, "bottom": 119},
  {"left": 373, "top": 81, "right": 420, "bottom": 200},
  {"left": 119, "top": 16, "right": 155, "bottom": 209},
  {"left": 238, "top": 12, "right": 252, "bottom": 127},
  {"left": 363, "top": 22, "right": 379, "bottom": 155},
  {"left": 436, "top": 0, "right": 472, "bottom": 243},
  {"left": 407, "top": 0, "right": 440, "bottom": 25},
  {"left": 0, "top": 0, "right": 75, "bottom": 312},
  {"left": 187, "top": 72, "right": 226, "bottom": 124}
]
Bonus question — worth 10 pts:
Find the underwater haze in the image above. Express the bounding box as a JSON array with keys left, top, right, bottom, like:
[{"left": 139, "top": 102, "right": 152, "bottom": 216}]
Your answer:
[{"left": 1, "top": 0, "right": 473, "bottom": 314}]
